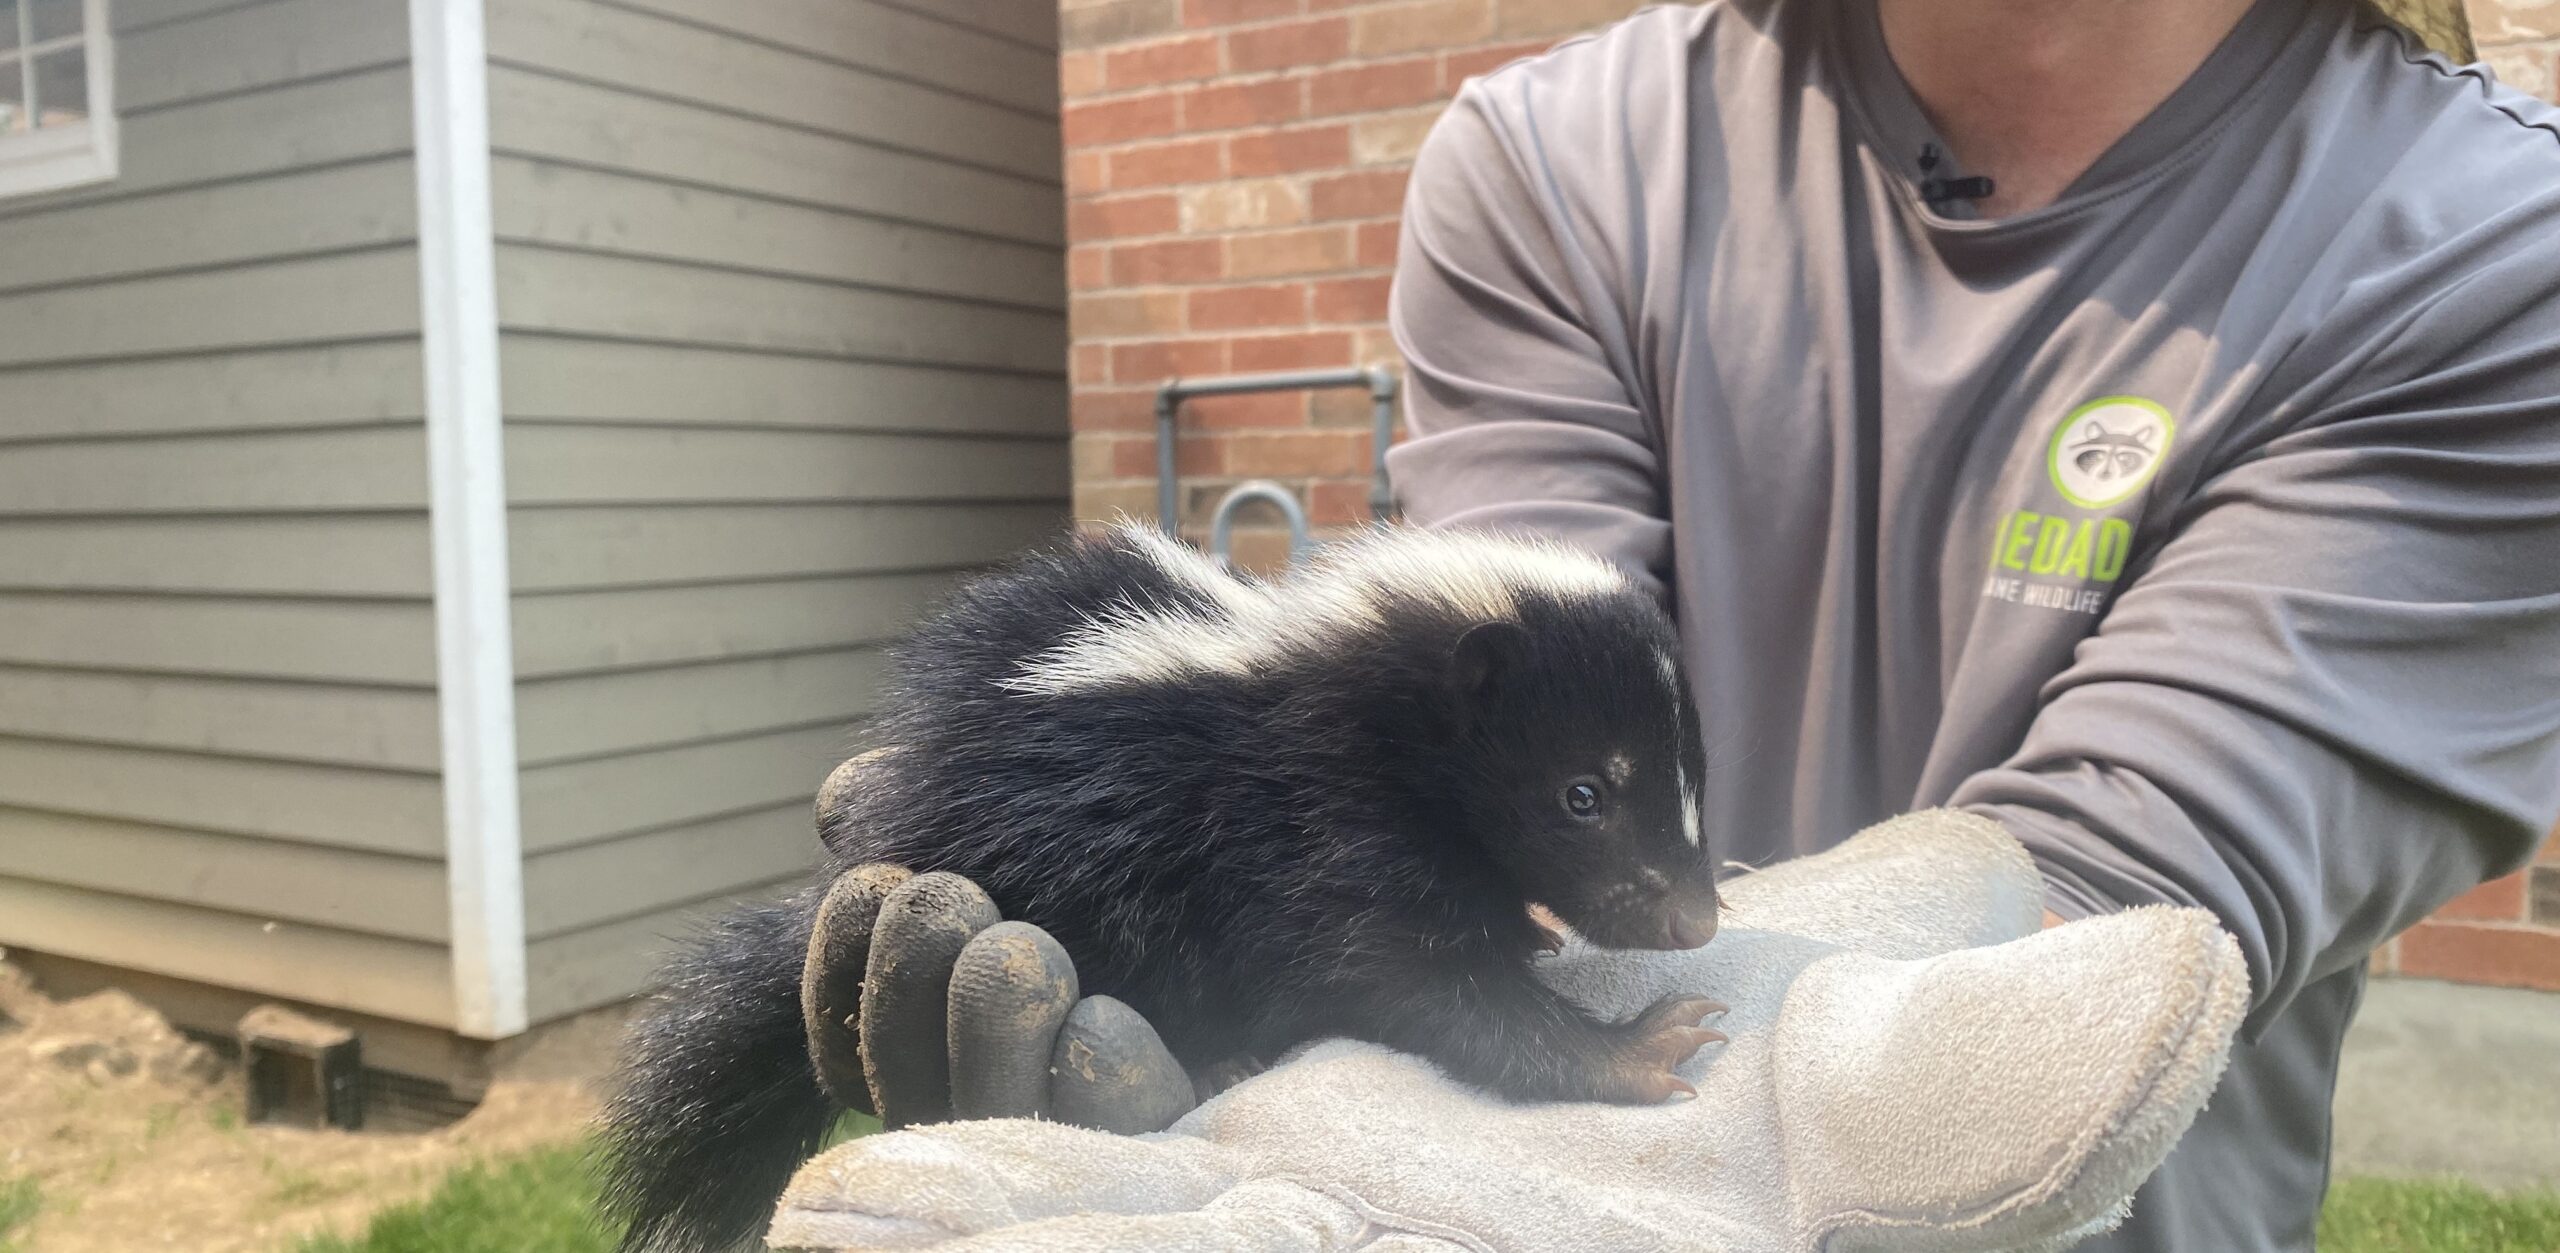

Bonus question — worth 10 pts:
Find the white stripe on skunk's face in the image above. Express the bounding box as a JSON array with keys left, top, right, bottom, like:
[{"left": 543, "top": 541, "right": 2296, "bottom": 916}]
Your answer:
[
  {"left": 1002, "top": 525, "right": 1631, "bottom": 696},
  {"left": 1678, "top": 762, "right": 1702, "bottom": 848}
]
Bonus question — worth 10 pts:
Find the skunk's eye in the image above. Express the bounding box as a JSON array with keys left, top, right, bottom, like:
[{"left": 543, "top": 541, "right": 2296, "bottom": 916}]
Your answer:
[{"left": 1560, "top": 780, "right": 1606, "bottom": 821}]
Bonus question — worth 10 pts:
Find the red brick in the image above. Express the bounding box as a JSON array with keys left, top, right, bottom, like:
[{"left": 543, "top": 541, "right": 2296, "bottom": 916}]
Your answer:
[
  {"left": 1064, "top": 93, "right": 1181, "bottom": 146},
  {"left": 1227, "top": 17, "right": 1349, "bottom": 73},
  {"left": 1226, "top": 430, "right": 1369, "bottom": 477},
  {"left": 1310, "top": 387, "right": 1379, "bottom": 427},
  {"left": 1496, "top": 0, "right": 1645, "bottom": 40},
  {"left": 2479, "top": 2, "right": 2560, "bottom": 42},
  {"left": 1108, "top": 136, "right": 1227, "bottom": 189},
  {"left": 1075, "top": 481, "right": 1162, "bottom": 524},
  {"left": 1230, "top": 225, "right": 1355, "bottom": 278},
  {"left": 1113, "top": 336, "right": 1230, "bottom": 381},
  {"left": 1353, "top": 326, "right": 1400, "bottom": 362},
  {"left": 1308, "top": 478, "right": 1379, "bottom": 525},
  {"left": 1060, "top": 51, "right": 1106, "bottom": 99},
  {"left": 2437, "top": 871, "right": 2529, "bottom": 922},
  {"left": 1309, "top": 169, "right": 1409, "bottom": 221},
  {"left": 1353, "top": 0, "right": 1495, "bottom": 56},
  {"left": 1181, "top": 178, "right": 1307, "bottom": 231},
  {"left": 2533, "top": 866, "right": 2560, "bottom": 925},
  {"left": 2398, "top": 920, "right": 2560, "bottom": 992},
  {"left": 1311, "top": 274, "right": 1392, "bottom": 323},
  {"left": 1232, "top": 330, "right": 1355, "bottom": 371},
  {"left": 1073, "top": 432, "right": 1118, "bottom": 481},
  {"left": 1351, "top": 105, "right": 1443, "bottom": 165},
  {"left": 1070, "top": 243, "right": 1110, "bottom": 289},
  {"left": 1061, "top": 0, "right": 1182, "bottom": 51},
  {"left": 1070, "top": 192, "right": 1182, "bottom": 242},
  {"left": 1182, "top": 78, "right": 1306, "bottom": 131},
  {"left": 1355, "top": 219, "right": 1400, "bottom": 267},
  {"left": 1110, "top": 238, "right": 1225, "bottom": 285},
  {"left": 1185, "top": 0, "right": 1303, "bottom": 24},
  {"left": 1073, "top": 386, "right": 1160, "bottom": 432},
  {"left": 2483, "top": 43, "right": 2559, "bottom": 102},
  {"left": 1216, "top": 526, "right": 1300, "bottom": 577},
  {"left": 1188, "top": 392, "right": 1308, "bottom": 428},
  {"left": 1189, "top": 282, "right": 1308, "bottom": 330},
  {"left": 1072, "top": 343, "right": 1111, "bottom": 387},
  {"left": 1228, "top": 123, "right": 1352, "bottom": 177},
  {"left": 1116, "top": 433, "right": 1230, "bottom": 477},
  {"left": 1067, "top": 150, "right": 1108, "bottom": 196},
  {"left": 1308, "top": 57, "right": 1441, "bottom": 117},
  {"left": 1443, "top": 40, "right": 1549, "bottom": 89},
  {"left": 2539, "top": 819, "right": 2559, "bottom": 863},
  {"left": 1104, "top": 35, "right": 1222, "bottom": 90},
  {"left": 1072, "top": 291, "right": 1187, "bottom": 339}
]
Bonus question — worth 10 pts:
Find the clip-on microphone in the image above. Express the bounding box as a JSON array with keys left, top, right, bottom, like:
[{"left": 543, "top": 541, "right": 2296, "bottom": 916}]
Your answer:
[{"left": 1916, "top": 142, "right": 1996, "bottom": 210}]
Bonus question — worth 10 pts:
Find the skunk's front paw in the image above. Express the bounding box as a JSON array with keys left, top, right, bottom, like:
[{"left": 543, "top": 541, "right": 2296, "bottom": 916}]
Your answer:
[{"left": 1598, "top": 994, "right": 1728, "bottom": 1102}]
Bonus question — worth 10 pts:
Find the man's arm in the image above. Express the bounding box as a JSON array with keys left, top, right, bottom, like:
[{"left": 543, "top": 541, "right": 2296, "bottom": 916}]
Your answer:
[
  {"left": 1954, "top": 261, "right": 2560, "bottom": 1033},
  {"left": 1383, "top": 77, "right": 1676, "bottom": 593},
  {"left": 1386, "top": 68, "right": 2560, "bottom": 1039}
]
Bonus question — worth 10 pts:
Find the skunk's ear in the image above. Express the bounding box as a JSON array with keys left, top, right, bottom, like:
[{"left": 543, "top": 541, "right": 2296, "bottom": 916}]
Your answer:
[{"left": 1448, "top": 620, "right": 1529, "bottom": 705}]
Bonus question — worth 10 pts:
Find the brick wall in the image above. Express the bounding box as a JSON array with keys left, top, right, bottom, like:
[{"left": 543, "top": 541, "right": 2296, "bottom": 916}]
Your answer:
[
  {"left": 1056, "top": 0, "right": 2560, "bottom": 986},
  {"left": 2475, "top": 0, "right": 2560, "bottom": 96},
  {"left": 1058, "top": 0, "right": 1652, "bottom": 568}
]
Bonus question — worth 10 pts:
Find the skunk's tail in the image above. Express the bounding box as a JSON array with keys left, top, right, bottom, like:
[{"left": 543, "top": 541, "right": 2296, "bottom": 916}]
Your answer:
[{"left": 600, "top": 883, "right": 836, "bottom": 1253}]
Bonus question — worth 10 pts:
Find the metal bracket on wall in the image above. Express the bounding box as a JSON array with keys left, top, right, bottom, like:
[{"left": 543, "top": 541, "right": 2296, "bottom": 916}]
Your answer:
[{"left": 1154, "top": 366, "right": 1400, "bottom": 565}]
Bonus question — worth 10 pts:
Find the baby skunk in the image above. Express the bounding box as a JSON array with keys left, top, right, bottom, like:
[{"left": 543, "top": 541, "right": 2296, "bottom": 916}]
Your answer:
[{"left": 603, "top": 523, "right": 1723, "bottom": 1252}]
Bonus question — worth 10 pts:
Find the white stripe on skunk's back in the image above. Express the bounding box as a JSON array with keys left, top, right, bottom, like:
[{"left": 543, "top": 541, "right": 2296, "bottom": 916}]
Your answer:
[{"left": 1002, "top": 524, "right": 1633, "bottom": 695}]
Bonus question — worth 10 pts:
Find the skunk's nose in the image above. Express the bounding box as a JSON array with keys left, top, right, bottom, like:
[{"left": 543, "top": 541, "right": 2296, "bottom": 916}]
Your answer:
[
  {"left": 1661, "top": 881, "right": 1718, "bottom": 949},
  {"left": 1665, "top": 906, "right": 1716, "bottom": 950}
]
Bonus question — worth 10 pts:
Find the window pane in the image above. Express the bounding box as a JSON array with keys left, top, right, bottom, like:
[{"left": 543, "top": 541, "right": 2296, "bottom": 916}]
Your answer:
[
  {"left": 27, "top": 0, "right": 76, "bottom": 42},
  {"left": 0, "top": 62, "right": 23, "bottom": 134},
  {"left": 30, "top": 46, "right": 79, "bottom": 126},
  {"left": 0, "top": 1, "right": 18, "bottom": 54}
]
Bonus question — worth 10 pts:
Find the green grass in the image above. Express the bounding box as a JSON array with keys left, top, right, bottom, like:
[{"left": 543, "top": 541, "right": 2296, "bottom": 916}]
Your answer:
[
  {"left": 2318, "top": 1176, "right": 2560, "bottom": 1253},
  {"left": 285, "top": 1119, "right": 878, "bottom": 1253},
  {"left": 0, "top": 1173, "right": 41, "bottom": 1253},
  {"left": 288, "top": 1145, "right": 611, "bottom": 1253},
  {"left": 285, "top": 1132, "right": 2557, "bottom": 1253}
]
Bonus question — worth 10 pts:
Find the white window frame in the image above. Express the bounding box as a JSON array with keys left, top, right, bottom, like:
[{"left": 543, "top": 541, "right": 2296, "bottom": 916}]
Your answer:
[{"left": 0, "top": 0, "right": 116, "bottom": 199}]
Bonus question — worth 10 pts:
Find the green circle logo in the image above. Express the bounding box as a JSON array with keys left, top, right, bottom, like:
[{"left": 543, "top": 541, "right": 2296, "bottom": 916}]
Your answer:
[{"left": 2047, "top": 396, "right": 2174, "bottom": 509}]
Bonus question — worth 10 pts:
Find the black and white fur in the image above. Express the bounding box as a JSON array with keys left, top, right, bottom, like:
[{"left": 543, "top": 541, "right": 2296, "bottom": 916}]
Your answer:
[{"left": 603, "top": 523, "right": 1721, "bottom": 1252}]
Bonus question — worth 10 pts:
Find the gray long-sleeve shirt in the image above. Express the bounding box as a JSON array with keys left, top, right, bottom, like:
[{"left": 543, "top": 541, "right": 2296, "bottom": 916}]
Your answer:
[{"left": 1381, "top": 0, "right": 2560, "bottom": 1246}]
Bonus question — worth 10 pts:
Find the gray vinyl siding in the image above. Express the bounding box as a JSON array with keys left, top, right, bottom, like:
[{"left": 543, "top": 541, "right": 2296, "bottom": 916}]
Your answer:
[
  {"left": 0, "top": 2, "right": 456, "bottom": 1025},
  {"left": 484, "top": 0, "right": 1069, "bottom": 1019}
]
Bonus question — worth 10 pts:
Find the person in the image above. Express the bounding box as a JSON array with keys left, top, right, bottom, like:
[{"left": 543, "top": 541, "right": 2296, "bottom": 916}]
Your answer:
[{"left": 815, "top": 0, "right": 2560, "bottom": 1248}]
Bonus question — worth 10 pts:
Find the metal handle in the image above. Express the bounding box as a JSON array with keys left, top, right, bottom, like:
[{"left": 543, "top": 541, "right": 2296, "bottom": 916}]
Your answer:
[
  {"left": 1205, "top": 481, "right": 1315, "bottom": 568},
  {"left": 1154, "top": 366, "right": 1401, "bottom": 539}
]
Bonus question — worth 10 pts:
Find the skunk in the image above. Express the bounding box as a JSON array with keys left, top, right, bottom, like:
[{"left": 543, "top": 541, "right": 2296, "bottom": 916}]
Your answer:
[{"left": 603, "top": 523, "right": 1723, "bottom": 1252}]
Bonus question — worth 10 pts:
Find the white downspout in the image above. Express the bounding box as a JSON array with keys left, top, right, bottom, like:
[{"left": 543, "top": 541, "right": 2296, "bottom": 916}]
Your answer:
[{"left": 409, "top": 0, "right": 527, "bottom": 1039}]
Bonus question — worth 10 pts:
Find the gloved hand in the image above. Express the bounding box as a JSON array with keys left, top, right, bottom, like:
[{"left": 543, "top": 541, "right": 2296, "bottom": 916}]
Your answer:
[
  {"left": 768, "top": 810, "right": 2251, "bottom": 1253},
  {"left": 802, "top": 753, "right": 1198, "bottom": 1135}
]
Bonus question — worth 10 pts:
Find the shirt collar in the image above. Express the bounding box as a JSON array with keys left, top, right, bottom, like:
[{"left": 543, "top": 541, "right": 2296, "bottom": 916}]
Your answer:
[{"left": 1827, "top": 0, "right": 2332, "bottom": 226}]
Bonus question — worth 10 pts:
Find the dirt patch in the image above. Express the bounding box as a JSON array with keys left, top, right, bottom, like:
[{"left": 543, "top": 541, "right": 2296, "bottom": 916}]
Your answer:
[{"left": 0, "top": 959, "right": 623, "bottom": 1252}]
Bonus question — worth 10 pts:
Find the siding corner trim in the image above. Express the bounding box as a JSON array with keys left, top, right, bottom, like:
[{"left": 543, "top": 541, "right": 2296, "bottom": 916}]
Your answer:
[{"left": 410, "top": 0, "right": 528, "bottom": 1039}]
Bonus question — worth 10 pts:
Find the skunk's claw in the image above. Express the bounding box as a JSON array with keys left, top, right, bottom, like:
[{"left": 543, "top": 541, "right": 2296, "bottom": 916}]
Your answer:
[{"left": 1599, "top": 994, "right": 1729, "bottom": 1104}]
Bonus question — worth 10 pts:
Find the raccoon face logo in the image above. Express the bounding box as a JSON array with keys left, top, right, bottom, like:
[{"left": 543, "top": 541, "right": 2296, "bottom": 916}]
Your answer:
[
  {"left": 2070, "top": 423, "right": 2156, "bottom": 482},
  {"left": 2047, "top": 397, "right": 2175, "bottom": 509}
]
